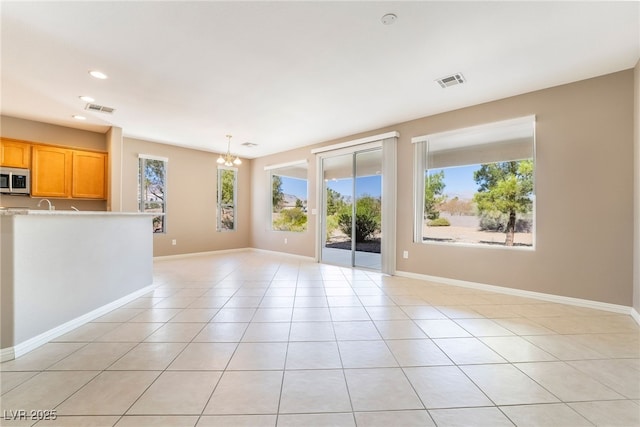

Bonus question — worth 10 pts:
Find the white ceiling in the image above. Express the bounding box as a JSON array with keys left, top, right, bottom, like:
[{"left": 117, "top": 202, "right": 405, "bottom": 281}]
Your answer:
[{"left": 1, "top": 1, "right": 638, "bottom": 159}]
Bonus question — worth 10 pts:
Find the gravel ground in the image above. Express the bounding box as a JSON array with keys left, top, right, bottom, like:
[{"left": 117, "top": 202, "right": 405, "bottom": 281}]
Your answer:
[
  {"left": 424, "top": 225, "right": 533, "bottom": 246},
  {"left": 325, "top": 238, "right": 381, "bottom": 253}
]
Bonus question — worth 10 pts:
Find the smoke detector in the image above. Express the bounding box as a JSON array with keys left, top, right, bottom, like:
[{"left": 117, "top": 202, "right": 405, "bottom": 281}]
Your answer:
[
  {"left": 381, "top": 13, "right": 397, "bottom": 25},
  {"left": 241, "top": 142, "right": 258, "bottom": 148},
  {"left": 436, "top": 73, "right": 466, "bottom": 88},
  {"left": 85, "top": 103, "right": 115, "bottom": 114}
]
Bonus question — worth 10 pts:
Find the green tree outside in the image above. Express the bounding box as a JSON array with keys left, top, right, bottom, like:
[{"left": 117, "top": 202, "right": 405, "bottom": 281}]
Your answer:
[
  {"left": 425, "top": 170, "right": 446, "bottom": 220},
  {"left": 218, "top": 169, "right": 236, "bottom": 230},
  {"left": 220, "top": 169, "right": 235, "bottom": 204},
  {"left": 326, "top": 187, "right": 346, "bottom": 216},
  {"left": 473, "top": 160, "right": 533, "bottom": 246},
  {"left": 143, "top": 159, "right": 165, "bottom": 202},
  {"left": 140, "top": 159, "right": 166, "bottom": 233},
  {"left": 272, "top": 175, "right": 284, "bottom": 212}
]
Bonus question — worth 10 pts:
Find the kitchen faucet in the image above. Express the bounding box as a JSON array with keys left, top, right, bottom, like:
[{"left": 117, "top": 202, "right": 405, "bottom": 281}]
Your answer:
[{"left": 37, "top": 199, "right": 54, "bottom": 210}]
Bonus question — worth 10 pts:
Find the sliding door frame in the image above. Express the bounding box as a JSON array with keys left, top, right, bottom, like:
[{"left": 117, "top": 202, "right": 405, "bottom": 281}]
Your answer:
[{"left": 313, "top": 132, "right": 398, "bottom": 275}]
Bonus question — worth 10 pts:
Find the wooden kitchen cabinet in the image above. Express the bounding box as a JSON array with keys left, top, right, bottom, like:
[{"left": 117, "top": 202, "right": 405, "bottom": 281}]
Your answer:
[
  {"left": 31, "top": 145, "right": 72, "bottom": 198},
  {"left": 0, "top": 138, "right": 31, "bottom": 168},
  {"left": 31, "top": 145, "right": 107, "bottom": 199},
  {"left": 71, "top": 150, "right": 106, "bottom": 199}
]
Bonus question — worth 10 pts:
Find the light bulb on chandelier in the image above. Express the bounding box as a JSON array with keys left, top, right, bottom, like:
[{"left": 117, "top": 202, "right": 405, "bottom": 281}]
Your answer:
[{"left": 217, "top": 134, "right": 242, "bottom": 167}]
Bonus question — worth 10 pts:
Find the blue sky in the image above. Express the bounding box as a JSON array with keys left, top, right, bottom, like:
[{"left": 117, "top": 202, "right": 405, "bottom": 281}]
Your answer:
[
  {"left": 281, "top": 174, "right": 382, "bottom": 201},
  {"left": 286, "top": 166, "right": 481, "bottom": 201},
  {"left": 327, "top": 175, "right": 381, "bottom": 198},
  {"left": 428, "top": 164, "right": 481, "bottom": 199},
  {"left": 280, "top": 176, "right": 308, "bottom": 199}
]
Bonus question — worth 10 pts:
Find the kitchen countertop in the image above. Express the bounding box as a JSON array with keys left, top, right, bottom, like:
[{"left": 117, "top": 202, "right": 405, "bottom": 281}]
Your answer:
[{"left": 0, "top": 209, "right": 160, "bottom": 216}]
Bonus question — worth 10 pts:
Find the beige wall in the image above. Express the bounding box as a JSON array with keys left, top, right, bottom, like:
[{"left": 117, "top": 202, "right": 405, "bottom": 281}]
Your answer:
[
  {"left": 1, "top": 115, "right": 106, "bottom": 150},
  {"left": 0, "top": 115, "right": 108, "bottom": 211},
  {"left": 252, "top": 70, "right": 635, "bottom": 306},
  {"left": 122, "top": 137, "right": 251, "bottom": 257},
  {"left": 634, "top": 60, "right": 640, "bottom": 314}
]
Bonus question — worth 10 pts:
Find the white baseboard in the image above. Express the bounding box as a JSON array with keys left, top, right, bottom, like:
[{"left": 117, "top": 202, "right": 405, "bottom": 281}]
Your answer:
[
  {"left": 395, "top": 270, "right": 634, "bottom": 317},
  {"left": 152, "top": 250, "right": 637, "bottom": 320},
  {"left": 1, "top": 347, "right": 15, "bottom": 363},
  {"left": 248, "top": 248, "right": 316, "bottom": 262},
  {"left": 1, "top": 283, "right": 156, "bottom": 362},
  {"left": 154, "top": 247, "right": 315, "bottom": 263},
  {"left": 154, "top": 248, "right": 250, "bottom": 261}
]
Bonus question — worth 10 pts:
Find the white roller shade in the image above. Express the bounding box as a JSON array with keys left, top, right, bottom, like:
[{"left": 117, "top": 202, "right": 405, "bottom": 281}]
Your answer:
[{"left": 413, "top": 115, "right": 535, "bottom": 168}]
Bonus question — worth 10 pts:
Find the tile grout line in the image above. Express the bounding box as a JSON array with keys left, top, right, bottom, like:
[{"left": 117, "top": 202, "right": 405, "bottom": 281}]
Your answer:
[{"left": 273, "top": 261, "right": 296, "bottom": 425}]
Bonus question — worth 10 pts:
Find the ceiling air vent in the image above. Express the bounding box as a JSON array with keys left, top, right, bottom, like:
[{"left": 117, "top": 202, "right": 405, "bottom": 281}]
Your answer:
[
  {"left": 436, "top": 73, "right": 465, "bottom": 88},
  {"left": 85, "top": 103, "right": 115, "bottom": 114}
]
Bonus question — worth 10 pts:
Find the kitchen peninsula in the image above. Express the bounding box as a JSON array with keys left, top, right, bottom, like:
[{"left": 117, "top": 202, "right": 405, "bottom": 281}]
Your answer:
[{"left": 0, "top": 209, "right": 156, "bottom": 361}]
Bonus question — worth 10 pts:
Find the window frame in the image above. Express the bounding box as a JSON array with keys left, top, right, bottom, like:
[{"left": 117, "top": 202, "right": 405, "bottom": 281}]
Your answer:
[
  {"left": 138, "top": 154, "right": 168, "bottom": 234},
  {"left": 412, "top": 116, "right": 536, "bottom": 250},
  {"left": 217, "top": 166, "right": 238, "bottom": 232}
]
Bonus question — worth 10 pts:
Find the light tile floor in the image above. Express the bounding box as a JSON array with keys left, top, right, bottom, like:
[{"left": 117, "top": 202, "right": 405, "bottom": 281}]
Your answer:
[{"left": 1, "top": 252, "right": 639, "bottom": 426}]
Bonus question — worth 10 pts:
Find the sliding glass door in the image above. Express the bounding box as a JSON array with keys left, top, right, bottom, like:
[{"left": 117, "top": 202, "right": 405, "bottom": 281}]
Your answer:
[{"left": 321, "top": 147, "right": 382, "bottom": 270}]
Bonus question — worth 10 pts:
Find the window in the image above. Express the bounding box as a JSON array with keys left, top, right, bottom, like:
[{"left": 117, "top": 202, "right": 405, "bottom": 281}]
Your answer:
[
  {"left": 138, "top": 155, "right": 167, "bottom": 233},
  {"left": 217, "top": 167, "right": 237, "bottom": 231},
  {"left": 413, "top": 116, "right": 535, "bottom": 248},
  {"left": 268, "top": 161, "right": 308, "bottom": 232}
]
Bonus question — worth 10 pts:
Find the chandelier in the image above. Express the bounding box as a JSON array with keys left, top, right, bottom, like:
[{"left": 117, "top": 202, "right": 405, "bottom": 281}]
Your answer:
[{"left": 216, "top": 134, "right": 242, "bottom": 166}]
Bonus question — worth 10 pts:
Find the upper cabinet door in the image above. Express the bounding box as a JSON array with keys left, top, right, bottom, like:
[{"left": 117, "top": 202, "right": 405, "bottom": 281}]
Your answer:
[
  {"left": 0, "top": 138, "right": 31, "bottom": 168},
  {"left": 31, "top": 145, "right": 72, "bottom": 198},
  {"left": 72, "top": 150, "right": 107, "bottom": 199}
]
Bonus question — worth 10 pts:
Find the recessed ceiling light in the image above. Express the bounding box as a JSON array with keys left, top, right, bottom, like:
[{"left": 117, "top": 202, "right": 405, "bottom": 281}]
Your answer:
[
  {"left": 72, "top": 115, "right": 86, "bottom": 120},
  {"left": 79, "top": 95, "right": 95, "bottom": 102},
  {"left": 381, "top": 13, "right": 397, "bottom": 25},
  {"left": 89, "top": 70, "right": 108, "bottom": 79}
]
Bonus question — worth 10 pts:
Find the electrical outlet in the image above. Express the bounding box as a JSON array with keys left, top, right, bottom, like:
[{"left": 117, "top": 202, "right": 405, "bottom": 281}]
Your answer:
[
  {"left": 284, "top": 238, "right": 288, "bottom": 244},
  {"left": 172, "top": 239, "right": 177, "bottom": 245},
  {"left": 403, "top": 250, "right": 409, "bottom": 259}
]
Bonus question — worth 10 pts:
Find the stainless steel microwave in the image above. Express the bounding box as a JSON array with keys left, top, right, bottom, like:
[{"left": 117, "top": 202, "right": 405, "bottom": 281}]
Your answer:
[{"left": 0, "top": 167, "right": 30, "bottom": 195}]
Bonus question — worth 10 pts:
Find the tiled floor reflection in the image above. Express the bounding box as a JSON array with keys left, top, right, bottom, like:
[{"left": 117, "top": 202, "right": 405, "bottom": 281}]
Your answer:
[{"left": 1, "top": 251, "right": 639, "bottom": 426}]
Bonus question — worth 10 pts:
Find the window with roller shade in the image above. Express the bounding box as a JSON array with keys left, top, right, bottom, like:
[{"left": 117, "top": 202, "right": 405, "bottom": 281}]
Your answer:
[{"left": 413, "top": 116, "right": 535, "bottom": 248}]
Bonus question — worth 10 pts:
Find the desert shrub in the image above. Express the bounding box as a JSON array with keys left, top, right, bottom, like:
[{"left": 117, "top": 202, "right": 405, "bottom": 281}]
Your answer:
[
  {"left": 478, "top": 211, "right": 531, "bottom": 232},
  {"left": 428, "top": 218, "right": 450, "bottom": 227},
  {"left": 273, "top": 207, "right": 307, "bottom": 232},
  {"left": 338, "top": 209, "right": 378, "bottom": 242},
  {"left": 478, "top": 211, "right": 504, "bottom": 231},
  {"left": 221, "top": 217, "right": 234, "bottom": 229},
  {"left": 515, "top": 218, "right": 532, "bottom": 233},
  {"left": 325, "top": 214, "right": 339, "bottom": 240},
  {"left": 337, "top": 198, "right": 380, "bottom": 242}
]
